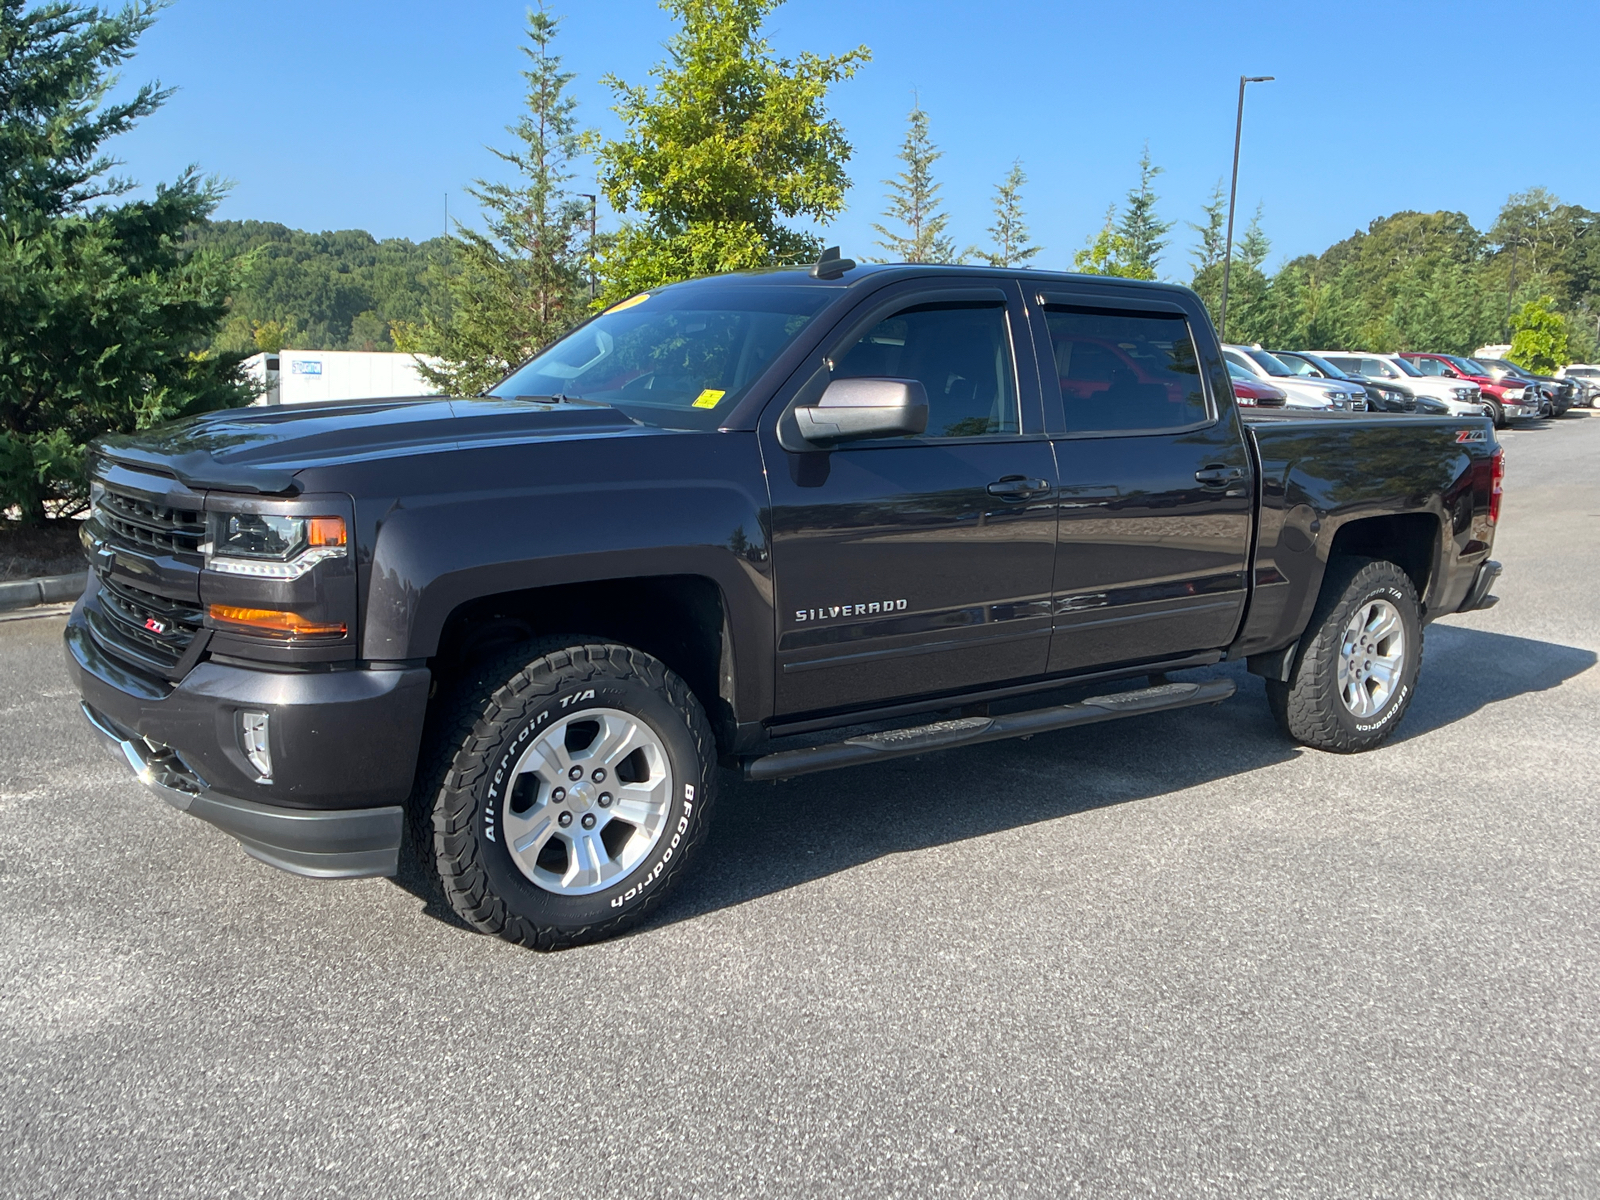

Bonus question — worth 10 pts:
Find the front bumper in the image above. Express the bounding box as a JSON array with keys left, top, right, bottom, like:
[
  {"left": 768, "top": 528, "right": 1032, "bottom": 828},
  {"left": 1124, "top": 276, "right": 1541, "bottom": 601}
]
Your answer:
[
  {"left": 1500, "top": 398, "right": 1541, "bottom": 420},
  {"left": 64, "top": 604, "right": 429, "bottom": 878}
]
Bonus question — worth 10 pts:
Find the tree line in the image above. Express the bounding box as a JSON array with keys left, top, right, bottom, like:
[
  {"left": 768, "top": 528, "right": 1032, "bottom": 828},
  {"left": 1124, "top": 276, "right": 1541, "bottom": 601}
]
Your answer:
[
  {"left": 3, "top": 0, "right": 1596, "bottom": 523},
  {"left": 396, "top": 0, "right": 1599, "bottom": 385}
]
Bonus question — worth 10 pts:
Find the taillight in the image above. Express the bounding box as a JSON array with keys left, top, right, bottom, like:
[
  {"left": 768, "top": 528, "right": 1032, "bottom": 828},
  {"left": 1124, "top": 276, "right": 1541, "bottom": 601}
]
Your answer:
[{"left": 1489, "top": 447, "right": 1504, "bottom": 525}]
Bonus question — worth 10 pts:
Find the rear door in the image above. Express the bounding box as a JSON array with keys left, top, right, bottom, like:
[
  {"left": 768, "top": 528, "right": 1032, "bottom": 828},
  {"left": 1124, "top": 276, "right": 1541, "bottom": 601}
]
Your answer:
[
  {"left": 1030, "top": 289, "right": 1253, "bottom": 673},
  {"left": 759, "top": 279, "right": 1059, "bottom": 717}
]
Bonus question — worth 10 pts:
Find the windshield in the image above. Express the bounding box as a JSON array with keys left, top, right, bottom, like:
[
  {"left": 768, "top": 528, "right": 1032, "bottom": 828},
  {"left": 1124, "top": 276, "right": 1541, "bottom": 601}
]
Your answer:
[
  {"left": 1389, "top": 356, "right": 1424, "bottom": 377},
  {"left": 1299, "top": 352, "right": 1354, "bottom": 380},
  {"left": 1226, "top": 360, "right": 1255, "bottom": 381},
  {"left": 1447, "top": 355, "right": 1489, "bottom": 376},
  {"left": 1243, "top": 348, "right": 1296, "bottom": 377},
  {"left": 1269, "top": 352, "right": 1321, "bottom": 377},
  {"left": 491, "top": 282, "right": 832, "bottom": 429}
]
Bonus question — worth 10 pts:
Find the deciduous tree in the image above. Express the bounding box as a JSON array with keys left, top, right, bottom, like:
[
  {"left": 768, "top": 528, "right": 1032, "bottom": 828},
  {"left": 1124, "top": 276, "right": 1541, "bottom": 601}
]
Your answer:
[
  {"left": 1073, "top": 205, "right": 1141, "bottom": 278},
  {"left": 1508, "top": 296, "right": 1569, "bottom": 373},
  {"left": 590, "top": 0, "right": 868, "bottom": 303}
]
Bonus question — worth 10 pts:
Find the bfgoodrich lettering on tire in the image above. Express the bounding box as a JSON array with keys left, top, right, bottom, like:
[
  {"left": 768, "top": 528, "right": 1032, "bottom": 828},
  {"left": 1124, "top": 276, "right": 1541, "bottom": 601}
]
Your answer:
[
  {"left": 415, "top": 640, "right": 717, "bottom": 950},
  {"left": 1266, "top": 556, "right": 1423, "bottom": 754}
]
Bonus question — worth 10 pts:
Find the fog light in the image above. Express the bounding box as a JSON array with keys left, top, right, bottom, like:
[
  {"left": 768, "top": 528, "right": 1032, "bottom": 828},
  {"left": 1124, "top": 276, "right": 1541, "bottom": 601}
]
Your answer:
[{"left": 240, "top": 711, "right": 273, "bottom": 782}]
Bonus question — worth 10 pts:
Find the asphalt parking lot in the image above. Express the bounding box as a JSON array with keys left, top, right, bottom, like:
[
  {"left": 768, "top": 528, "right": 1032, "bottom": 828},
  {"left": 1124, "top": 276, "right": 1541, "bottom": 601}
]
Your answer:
[{"left": 3, "top": 415, "right": 1598, "bottom": 1199}]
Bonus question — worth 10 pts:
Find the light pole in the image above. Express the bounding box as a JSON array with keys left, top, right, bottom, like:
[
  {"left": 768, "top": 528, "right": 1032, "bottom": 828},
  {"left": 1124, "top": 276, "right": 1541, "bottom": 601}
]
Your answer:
[
  {"left": 577, "top": 194, "right": 598, "bottom": 298},
  {"left": 1218, "top": 74, "right": 1273, "bottom": 343}
]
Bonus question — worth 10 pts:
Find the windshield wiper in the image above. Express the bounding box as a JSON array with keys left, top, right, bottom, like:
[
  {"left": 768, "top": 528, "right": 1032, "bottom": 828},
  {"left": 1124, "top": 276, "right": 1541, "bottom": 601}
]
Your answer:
[{"left": 484, "top": 392, "right": 616, "bottom": 410}]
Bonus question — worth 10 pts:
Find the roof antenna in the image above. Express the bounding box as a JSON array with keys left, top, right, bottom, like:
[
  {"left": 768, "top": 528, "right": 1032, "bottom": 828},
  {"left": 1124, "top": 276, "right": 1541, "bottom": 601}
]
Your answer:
[{"left": 810, "top": 246, "right": 856, "bottom": 280}]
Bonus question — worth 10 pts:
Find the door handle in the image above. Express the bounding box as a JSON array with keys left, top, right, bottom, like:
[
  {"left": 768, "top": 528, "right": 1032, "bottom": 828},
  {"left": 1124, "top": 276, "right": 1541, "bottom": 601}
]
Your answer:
[
  {"left": 987, "top": 476, "right": 1050, "bottom": 500},
  {"left": 1194, "top": 465, "right": 1245, "bottom": 486}
]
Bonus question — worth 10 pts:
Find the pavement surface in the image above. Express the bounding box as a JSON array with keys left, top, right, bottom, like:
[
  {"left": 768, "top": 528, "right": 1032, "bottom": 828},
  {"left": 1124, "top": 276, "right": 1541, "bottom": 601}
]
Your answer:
[{"left": 2, "top": 415, "right": 1598, "bottom": 1199}]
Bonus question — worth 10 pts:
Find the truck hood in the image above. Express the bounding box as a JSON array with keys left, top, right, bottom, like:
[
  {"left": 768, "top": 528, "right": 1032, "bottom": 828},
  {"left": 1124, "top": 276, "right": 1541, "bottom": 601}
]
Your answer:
[{"left": 94, "top": 397, "right": 640, "bottom": 495}]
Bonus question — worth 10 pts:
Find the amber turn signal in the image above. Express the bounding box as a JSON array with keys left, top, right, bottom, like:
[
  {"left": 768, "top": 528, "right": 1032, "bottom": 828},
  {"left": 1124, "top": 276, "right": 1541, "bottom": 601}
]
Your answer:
[
  {"left": 208, "top": 605, "right": 347, "bottom": 640},
  {"left": 307, "top": 517, "right": 347, "bottom": 547}
]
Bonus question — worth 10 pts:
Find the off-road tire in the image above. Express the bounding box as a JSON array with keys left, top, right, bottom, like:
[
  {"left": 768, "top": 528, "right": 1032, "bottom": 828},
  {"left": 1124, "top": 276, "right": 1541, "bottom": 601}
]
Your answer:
[
  {"left": 411, "top": 639, "right": 717, "bottom": 950},
  {"left": 1488, "top": 400, "right": 1506, "bottom": 428},
  {"left": 1266, "top": 556, "right": 1422, "bottom": 754}
]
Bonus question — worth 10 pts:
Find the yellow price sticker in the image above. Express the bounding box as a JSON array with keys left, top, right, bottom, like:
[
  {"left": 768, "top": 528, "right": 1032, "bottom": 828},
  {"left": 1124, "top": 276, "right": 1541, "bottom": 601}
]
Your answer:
[
  {"left": 605, "top": 292, "right": 650, "bottom": 314},
  {"left": 692, "top": 389, "right": 726, "bottom": 409}
]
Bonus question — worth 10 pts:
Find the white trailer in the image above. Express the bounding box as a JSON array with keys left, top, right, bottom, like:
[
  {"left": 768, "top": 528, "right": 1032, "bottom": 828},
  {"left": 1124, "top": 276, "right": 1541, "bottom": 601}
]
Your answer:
[{"left": 242, "top": 350, "right": 443, "bottom": 406}]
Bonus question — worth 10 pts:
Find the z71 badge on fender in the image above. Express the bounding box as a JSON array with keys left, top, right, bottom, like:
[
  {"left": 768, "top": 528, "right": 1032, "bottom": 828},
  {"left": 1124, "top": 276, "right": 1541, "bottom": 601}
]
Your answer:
[{"left": 1456, "top": 428, "right": 1489, "bottom": 443}]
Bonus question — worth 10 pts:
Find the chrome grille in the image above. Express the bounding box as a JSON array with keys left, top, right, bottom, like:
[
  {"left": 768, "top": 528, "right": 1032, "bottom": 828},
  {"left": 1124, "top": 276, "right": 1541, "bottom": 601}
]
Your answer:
[
  {"left": 88, "top": 575, "right": 204, "bottom": 675},
  {"left": 97, "top": 487, "right": 206, "bottom": 559}
]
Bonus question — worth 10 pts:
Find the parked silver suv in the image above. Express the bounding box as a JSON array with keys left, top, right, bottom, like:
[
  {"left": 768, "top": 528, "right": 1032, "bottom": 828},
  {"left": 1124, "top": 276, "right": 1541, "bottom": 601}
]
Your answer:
[{"left": 1223, "top": 345, "right": 1367, "bottom": 411}]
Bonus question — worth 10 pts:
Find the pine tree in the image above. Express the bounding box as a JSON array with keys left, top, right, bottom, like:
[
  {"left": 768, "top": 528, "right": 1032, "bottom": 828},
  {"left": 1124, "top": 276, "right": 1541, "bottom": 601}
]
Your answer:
[
  {"left": 1225, "top": 206, "right": 1274, "bottom": 344},
  {"left": 0, "top": 0, "right": 250, "bottom": 524},
  {"left": 1188, "top": 180, "right": 1227, "bottom": 322},
  {"left": 397, "top": 7, "right": 589, "bottom": 396},
  {"left": 590, "top": 0, "right": 869, "bottom": 305},
  {"left": 1189, "top": 180, "right": 1228, "bottom": 273},
  {"left": 1117, "top": 144, "right": 1172, "bottom": 280},
  {"left": 1239, "top": 203, "right": 1270, "bottom": 272},
  {"left": 974, "top": 161, "right": 1040, "bottom": 268},
  {"left": 872, "top": 100, "right": 957, "bottom": 264}
]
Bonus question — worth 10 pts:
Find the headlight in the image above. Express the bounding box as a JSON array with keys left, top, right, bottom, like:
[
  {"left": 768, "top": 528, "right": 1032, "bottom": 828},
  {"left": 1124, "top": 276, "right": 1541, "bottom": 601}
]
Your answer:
[
  {"left": 1504, "top": 387, "right": 1524, "bottom": 400},
  {"left": 1322, "top": 389, "right": 1346, "bottom": 407},
  {"left": 205, "top": 513, "right": 347, "bottom": 579}
]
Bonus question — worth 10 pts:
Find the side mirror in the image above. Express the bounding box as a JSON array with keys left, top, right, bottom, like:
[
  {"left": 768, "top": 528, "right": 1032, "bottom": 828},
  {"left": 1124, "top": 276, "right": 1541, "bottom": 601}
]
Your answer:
[{"left": 793, "top": 377, "right": 929, "bottom": 443}]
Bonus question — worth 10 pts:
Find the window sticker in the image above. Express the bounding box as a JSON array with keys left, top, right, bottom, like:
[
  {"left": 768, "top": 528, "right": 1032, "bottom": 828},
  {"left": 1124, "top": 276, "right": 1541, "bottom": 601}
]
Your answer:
[
  {"left": 605, "top": 293, "right": 650, "bottom": 315},
  {"left": 692, "top": 389, "right": 726, "bottom": 409}
]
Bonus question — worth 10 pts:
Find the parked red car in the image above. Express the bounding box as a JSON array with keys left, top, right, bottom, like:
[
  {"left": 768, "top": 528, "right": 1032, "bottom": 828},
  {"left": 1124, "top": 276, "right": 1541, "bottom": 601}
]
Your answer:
[
  {"left": 1399, "top": 353, "right": 1539, "bottom": 426},
  {"left": 1226, "top": 359, "right": 1288, "bottom": 407}
]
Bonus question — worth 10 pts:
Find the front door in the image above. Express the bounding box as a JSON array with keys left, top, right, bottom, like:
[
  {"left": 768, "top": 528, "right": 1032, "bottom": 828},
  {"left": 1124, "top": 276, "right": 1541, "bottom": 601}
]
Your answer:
[
  {"left": 761, "top": 282, "right": 1059, "bottom": 717},
  {"left": 1033, "top": 293, "right": 1253, "bottom": 673}
]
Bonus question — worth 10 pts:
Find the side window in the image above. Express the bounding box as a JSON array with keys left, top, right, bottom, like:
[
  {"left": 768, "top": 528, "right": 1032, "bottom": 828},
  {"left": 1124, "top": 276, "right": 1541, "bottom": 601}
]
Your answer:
[
  {"left": 1046, "top": 307, "right": 1210, "bottom": 433},
  {"left": 1359, "top": 357, "right": 1394, "bottom": 378},
  {"left": 831, "top": 302, "right": 1018, "bottom": 438},
  {"left": 1411, "top": 357, "right": 1447, "bottom": 376}
]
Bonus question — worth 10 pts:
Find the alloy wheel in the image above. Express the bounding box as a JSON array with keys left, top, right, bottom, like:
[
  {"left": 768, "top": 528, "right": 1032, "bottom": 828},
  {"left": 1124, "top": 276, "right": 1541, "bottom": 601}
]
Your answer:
[{"left": 501, "top": 708, "right": 674, "bottom": 895}]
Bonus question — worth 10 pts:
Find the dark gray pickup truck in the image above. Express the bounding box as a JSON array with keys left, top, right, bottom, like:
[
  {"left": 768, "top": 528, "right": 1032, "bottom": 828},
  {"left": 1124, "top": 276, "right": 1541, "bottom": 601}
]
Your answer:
[{"left": 65, "top": 261, "right": 1504, "bottom": 948}]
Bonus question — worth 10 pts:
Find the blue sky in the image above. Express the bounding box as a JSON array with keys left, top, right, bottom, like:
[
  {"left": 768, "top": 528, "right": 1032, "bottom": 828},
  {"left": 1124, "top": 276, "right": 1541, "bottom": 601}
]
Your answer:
[{"left": 108, "top": 0, "right": 1598, "bottom": 279}]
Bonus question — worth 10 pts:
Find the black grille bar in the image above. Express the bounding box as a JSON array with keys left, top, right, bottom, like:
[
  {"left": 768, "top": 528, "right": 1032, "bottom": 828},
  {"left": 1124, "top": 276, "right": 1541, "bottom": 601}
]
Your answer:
[
  {"left": 97, "top": 487, "right": 206, "bottom": 559},
  {"left": 91, "top": 574, "right": 205, "bottom": 674}
]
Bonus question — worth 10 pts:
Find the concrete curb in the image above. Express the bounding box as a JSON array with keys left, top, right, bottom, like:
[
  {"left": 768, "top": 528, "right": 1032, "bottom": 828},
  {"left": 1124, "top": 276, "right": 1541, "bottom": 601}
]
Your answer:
[{"left": 0, "top": 572, "right": 87, "bottom": 613}]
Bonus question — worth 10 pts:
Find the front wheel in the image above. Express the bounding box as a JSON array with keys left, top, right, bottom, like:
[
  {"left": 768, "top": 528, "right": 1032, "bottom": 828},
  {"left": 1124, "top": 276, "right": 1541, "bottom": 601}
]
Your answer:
[
  {"left": 1488, "top": 400, "right": 1506, "bottom": 428},
  {"left": 1267, "top": 557, "right": 1423, "bottom": 753},
  {"left": 415, "top": 641, "right": 718, "bottom": 949}
]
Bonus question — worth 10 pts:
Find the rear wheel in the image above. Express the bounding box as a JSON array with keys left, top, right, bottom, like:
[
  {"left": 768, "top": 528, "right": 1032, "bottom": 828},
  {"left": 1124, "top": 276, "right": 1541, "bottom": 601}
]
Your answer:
[
  {"left": 413, "top": 640, "right": 717, "bottom": 949},
  {"left": 1267, "top": 557, "right": 1422, "bottom": 753}
]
